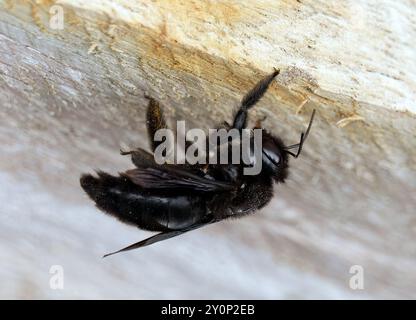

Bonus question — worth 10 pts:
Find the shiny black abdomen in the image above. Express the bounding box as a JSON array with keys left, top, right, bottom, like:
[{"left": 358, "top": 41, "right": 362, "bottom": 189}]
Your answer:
[{"left": 80, "top": 172, "right": 208, "bottom": 232}]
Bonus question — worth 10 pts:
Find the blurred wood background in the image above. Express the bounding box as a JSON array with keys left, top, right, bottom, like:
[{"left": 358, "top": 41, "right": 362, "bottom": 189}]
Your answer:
[{"left": 0, "top": 0, "right": 415, "bottom": 298}]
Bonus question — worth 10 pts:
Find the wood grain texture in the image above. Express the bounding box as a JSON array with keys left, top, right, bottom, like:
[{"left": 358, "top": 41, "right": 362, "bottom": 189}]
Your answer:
[{"left": 0, "top": 0, "right": 415, "bottom": 298}]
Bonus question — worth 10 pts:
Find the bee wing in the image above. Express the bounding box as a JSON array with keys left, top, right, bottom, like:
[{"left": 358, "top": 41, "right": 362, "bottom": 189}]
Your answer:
[
  {"left": 103, "top": 217, "right": 216, "bottom": 257},
  {"left": 123, "top": 167, "right": 235, "bottom": 192}
]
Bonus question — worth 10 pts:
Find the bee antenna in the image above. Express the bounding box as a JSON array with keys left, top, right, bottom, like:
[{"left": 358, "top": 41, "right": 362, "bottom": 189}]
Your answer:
[{"left": 284, "top": 109, "right": 316, "bottom": 158}]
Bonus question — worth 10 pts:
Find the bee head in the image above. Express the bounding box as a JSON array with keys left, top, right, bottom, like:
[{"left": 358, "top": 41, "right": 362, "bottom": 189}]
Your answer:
[
  {"left": 261, "top": 133, "right": 289, "bottom": 182},
  {"left": 261, "top": 110, "right": 315, "bottom": 182}
]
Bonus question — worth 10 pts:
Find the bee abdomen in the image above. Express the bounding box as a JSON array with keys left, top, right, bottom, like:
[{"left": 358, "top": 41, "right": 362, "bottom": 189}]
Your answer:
[{"left": 80, "top": 171, "right": 206, "bottom": 232}]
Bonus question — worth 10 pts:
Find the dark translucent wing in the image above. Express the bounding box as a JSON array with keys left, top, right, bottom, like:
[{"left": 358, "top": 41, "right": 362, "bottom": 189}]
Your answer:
[
  {"left": 124, "top": 167, "right": 235, "bottom": 192},
  {"left": 103, "top": 218, "right": 216, "bottom": 257}
]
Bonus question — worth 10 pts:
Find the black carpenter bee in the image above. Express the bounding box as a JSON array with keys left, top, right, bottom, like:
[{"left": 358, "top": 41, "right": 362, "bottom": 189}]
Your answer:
[{"left": 80, "top": 69, "right": 315, "bottom": 257}]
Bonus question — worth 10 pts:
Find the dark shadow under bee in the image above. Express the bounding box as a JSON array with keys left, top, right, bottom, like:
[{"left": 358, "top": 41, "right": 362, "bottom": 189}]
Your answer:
[{"left": 80, "top": 69, "right": 315, "bottom": 257}]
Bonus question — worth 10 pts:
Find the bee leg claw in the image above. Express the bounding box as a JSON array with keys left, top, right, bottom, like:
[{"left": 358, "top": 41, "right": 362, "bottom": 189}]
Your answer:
[{"left": 120, "top": 149, "right": 133, "bottom": 156}]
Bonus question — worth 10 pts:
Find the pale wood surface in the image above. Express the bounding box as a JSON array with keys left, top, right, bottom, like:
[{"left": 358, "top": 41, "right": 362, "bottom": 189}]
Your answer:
[{"left": 0, "top": 0, "right": 415, "bottom": 298}]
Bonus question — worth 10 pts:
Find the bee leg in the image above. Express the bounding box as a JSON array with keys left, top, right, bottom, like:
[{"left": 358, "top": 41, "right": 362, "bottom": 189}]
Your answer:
[
  {"left": 120, "top": 149, "right": 133, "bottom": 155},
  {"left": 232, "top": 69, "right": 280, "bottom": 130},
  {"left": 145, "top": 96, "right": 168, "bottom": 152},
  {"left": 120, "top": 148, "right": 156, "bottom": 168}
]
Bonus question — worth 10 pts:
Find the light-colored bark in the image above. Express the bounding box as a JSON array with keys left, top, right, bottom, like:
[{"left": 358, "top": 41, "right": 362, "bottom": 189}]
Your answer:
[{"left": 0, "top": 0, "right": 415, "bottom": 298}]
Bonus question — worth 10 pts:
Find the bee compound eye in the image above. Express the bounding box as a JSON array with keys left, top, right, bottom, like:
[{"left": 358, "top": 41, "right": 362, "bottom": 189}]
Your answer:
[{"left": 263, "top": 148, "right": 280, "bottom": 166}]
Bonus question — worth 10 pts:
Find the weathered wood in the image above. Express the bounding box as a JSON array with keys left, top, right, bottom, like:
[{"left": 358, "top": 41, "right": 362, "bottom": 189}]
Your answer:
[{"left": 0, "top": 0, "right": 415, "bottom": 298}]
